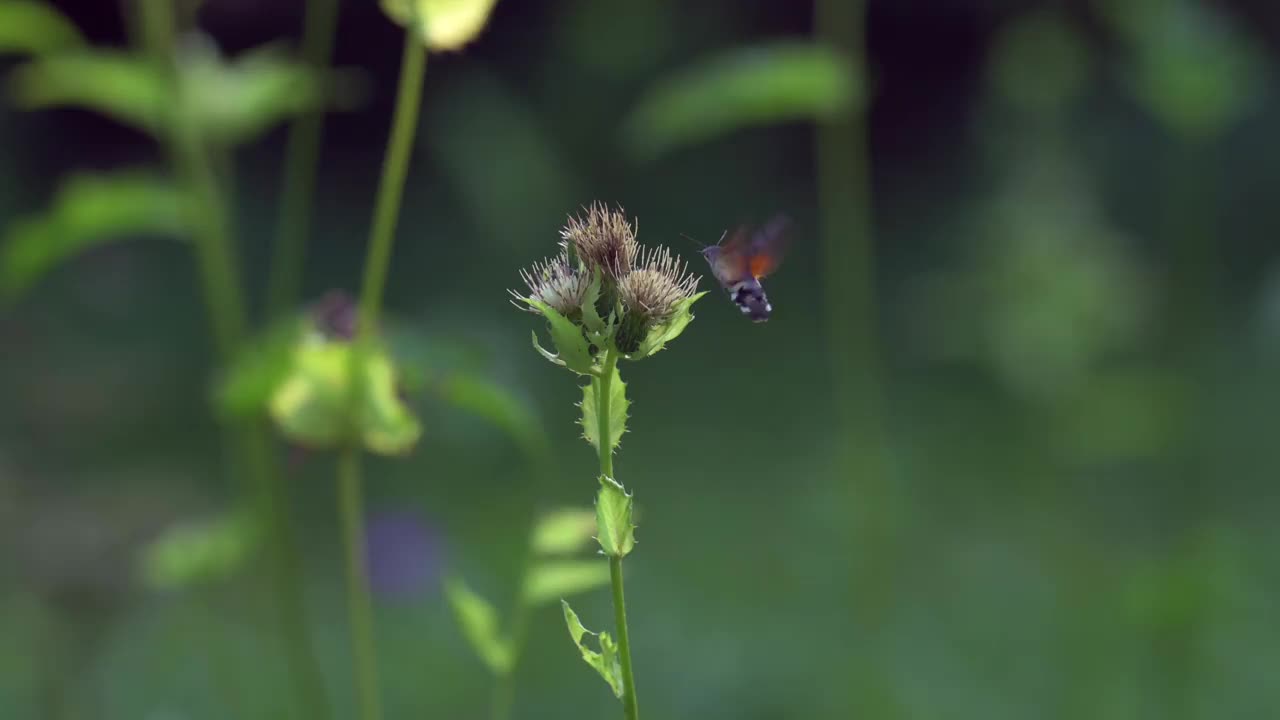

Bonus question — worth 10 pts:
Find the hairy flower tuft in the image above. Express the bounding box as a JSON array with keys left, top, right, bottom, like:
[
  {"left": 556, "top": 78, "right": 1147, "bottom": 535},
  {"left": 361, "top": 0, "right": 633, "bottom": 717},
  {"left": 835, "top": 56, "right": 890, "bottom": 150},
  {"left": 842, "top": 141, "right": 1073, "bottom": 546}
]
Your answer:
[
  {"left": 560, "top": 202, "right": 638, "bottom": 282},
  {"left": 618, "top": 245, "right": 700, "bottom": 324},
  {"left": 512, "top": 251, "right": 591, "bottom": 318}
]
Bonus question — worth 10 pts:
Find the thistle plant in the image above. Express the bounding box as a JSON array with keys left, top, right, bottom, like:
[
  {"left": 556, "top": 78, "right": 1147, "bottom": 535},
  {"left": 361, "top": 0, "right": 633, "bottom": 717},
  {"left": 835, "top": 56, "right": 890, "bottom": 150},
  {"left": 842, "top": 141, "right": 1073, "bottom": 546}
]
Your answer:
[{"left": 511, "top": 203, "right": 705, "bottom": 720}]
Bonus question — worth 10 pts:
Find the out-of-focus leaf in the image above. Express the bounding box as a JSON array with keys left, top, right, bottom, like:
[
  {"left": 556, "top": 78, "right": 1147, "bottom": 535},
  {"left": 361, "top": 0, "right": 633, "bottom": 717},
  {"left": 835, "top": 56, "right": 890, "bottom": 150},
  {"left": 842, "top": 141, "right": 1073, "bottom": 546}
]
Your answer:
[
  {"left": 1095, "top": 0, "right": 1264, "bottom": 139},
  {"left": 360, "top": 347, "right": 422, "bottom": 455},
  {"left": 8, "top": 51, "right": 167, "bottom": 135},
  {"left": 624, "top": 43, "right": 862, "bottom": 160},
  {"left": 268, "top": 338, "right": 421, "bottom": 455},
  {"left": 523, "top": 560, "right": 610, "bottom": 606},
  {"left": 214, "top": 319, "right": 306, "bottom": 420},
  {"left": 140, "top": 511, "right": 259, "bottom": 591},
  {"left": 628, "top": 292, "right": 706, "bottom": 360},
  {"left": 0, "top": 170, "right": 189, "bottom": 302},
  {"left": 0, "top": 1, "right": 85, "bottom": 55},
  {"left": 580, "top": 363, "right": 627, "bottom": 454},
  {"left": 561, "top": 600, "right": 623, "bottom": 698},
  {"left": 9, "top": 40, "right": 351, "bottom": 145},
  {"left": 595, "top": 476, "right": 634, "bottom": 558},
  {"left": 437, "top": 373, "right": 546, "bottom": 459},
  {"left": 381, "top": 0, "right": 501, "bottom": 51},
  {"left": 176, "top": 38, "right": 344, "bottom": 145},
  {"left": 531, "top": 508, "right": 598, "bottom": 556},
  {"left": 522, "top": 297, "right": 594, "bottom": 374},
  {"left": 988, "top": 10, "right": 1089, "bottom": 115},
  {"left": 445, "top": 577, "right": 512, "bottom": 675}
]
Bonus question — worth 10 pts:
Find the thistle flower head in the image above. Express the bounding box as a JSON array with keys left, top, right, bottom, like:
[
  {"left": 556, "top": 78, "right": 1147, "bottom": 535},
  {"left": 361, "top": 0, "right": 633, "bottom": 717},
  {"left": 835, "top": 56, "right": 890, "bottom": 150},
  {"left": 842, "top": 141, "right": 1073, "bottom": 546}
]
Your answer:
[
  {"left": 618, "top": 245, "right": 700, "bottom": 324},
  {"left": 511, "top": 251, "right": 591, "bottom": 318},
  {"left": 560, "top": 202, "right": 638, "bottom": 282},
  {"left": 616, "top": 245, "right": 701, "bottom": 352}
]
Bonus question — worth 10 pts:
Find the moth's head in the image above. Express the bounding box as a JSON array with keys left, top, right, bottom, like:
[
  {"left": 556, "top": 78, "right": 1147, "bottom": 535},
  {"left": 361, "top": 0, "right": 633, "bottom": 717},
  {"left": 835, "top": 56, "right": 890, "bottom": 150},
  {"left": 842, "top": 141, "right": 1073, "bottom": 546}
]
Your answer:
[{"left": 700, "top": 246, "right": 721, "bottom": 263}]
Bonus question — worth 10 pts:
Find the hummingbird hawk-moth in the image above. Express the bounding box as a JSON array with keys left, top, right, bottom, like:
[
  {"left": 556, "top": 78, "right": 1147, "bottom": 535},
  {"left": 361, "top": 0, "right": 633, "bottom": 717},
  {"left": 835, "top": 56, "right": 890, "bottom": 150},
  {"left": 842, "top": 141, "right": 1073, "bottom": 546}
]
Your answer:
[{"left": 698, "top": 214, "right": 791, "bottom": 323}]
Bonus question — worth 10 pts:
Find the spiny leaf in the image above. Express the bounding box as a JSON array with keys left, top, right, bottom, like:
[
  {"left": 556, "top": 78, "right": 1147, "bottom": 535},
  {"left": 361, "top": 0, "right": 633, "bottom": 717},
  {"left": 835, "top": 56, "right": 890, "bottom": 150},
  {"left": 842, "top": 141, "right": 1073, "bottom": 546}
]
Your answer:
[
  {"left": 581, "top": 270, "right": 607, "bottom": 336},
  {"left": 579, "top": 363, "right": 628, "bottom": 454},
  {"left": 629, "top": 291, "right": 706, "bottom": 360},
  {"left": 0, "top": 1, "right": 85, "bottom": 55},
  {"left": 522, "top": 560, "right": 611, "bottom": 605},
  {"left": 595, "top": 476, "right": 635, "bottom": 558},
  {"left": 0, "top": 170, "right": 191, "bottom": 302},
  {"left": 521, "top": 297, "right": 594, "bottom": 374},
  {"left": 445, "top": 577, "right": 513, "bottom": 675},
  {"left": 532, "top": 508, "right": 599, "bottom": 556},
  {"left": 561, "top": 600, "right": 623, "bottom": 698},
  {"left": 381, "top": 0, "right": 502, "bottom": 51},
  {"left": 624, "top": 42, "right": 863, "bottom": 160}
]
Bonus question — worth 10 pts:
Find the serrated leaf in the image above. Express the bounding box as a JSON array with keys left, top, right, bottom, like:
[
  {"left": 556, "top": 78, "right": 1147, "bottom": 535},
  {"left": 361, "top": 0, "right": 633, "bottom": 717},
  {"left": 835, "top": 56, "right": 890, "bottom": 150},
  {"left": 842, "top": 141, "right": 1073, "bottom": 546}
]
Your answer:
[
  {"left": 580, "top": 363, "right": 627, "bottom": 454},
  {"left": 532, "top": 508, "right": 599, "bottom": 556},
  {"left": 624, "top": 42, "right": 862, "bottom": 160},
  {"left": 629, "top": 292, "right": 706, "bottom": 360},
  {"left": 214, "top": 318, "right": 305, "bottom": 419},
  {"left": 561, "top": 600, "right": 623, "bottom": 698},
  {"left": 445, "top": 577, "right": 513, "bottom": 675},
  {"left": 595, "top": 476, "right": 635, "bottom": 558},
  {"left": 523, "top": 560, "right": 610, "bottom": 605},
  {"left": 522, "top": 297, "right": 594, "bottom": 374},
  {"left": 0, "top": 1, "right": 85, "bottom": 55},
  {"left": 140, "top": 511, "right": 259, "bottom": 591},
  {"left": 0, "top": 170, "right": 190, "bottom": 301},
  {"left": 437, "top": 373, "right": 546, "bottom": 460},
  {"left": 381, "top": 0, "right": 501, "bottom": 51}
]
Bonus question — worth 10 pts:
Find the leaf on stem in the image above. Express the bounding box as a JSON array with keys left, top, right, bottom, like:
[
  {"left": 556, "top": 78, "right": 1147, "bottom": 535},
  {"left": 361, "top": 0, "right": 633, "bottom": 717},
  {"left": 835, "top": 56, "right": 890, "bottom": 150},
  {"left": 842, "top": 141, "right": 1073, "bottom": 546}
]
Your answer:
[
  {"left": 0, "top": 170, "right": 191, "bottom": 302},
  {"left": 522, "top": 560, "right": 611, "bottom": 606},
  {"left": 445, "top": 577, "right": 513, "bottom": 675},
  {"left": 623, "top": 42, "right": 863, "bottom": 161},
  {"left": 595, "top": 476, "right": 635, "bottom": 558},
  {"left": 629, "top": 291, "right": 706, "bottom": 360},
  {"left": 139, "top": 511, "right": 260, "bottom": 591},
  {"left": 579, "top": 362, "right": 627, "bottom": 454},
  {"left": 521, "top": 297, "right": 595, "bottom": 374},
  {"left": 561, "top": 600, "right": 623, "bottom": 698},
  {"left": 0, "top": 1, "right": 85, "bottom": 55}
]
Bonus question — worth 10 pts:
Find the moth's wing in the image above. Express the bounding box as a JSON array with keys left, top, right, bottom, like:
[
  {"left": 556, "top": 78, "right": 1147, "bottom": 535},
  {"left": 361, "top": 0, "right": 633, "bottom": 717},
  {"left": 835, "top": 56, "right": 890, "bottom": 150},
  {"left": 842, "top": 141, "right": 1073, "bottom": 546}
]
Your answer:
[
  {"left": 708, "top": 226, "right": 751, "bottom": 285},
  {"left": 746, "top": 214, "right": 792, "bottom": 280}
]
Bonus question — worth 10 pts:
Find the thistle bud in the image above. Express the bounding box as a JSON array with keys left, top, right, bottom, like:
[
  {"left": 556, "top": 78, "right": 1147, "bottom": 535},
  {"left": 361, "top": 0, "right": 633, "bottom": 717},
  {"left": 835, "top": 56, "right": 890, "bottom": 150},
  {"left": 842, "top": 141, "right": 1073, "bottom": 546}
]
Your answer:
[{"left": 560, "top": 202, "right": 638, "bottom": 283}]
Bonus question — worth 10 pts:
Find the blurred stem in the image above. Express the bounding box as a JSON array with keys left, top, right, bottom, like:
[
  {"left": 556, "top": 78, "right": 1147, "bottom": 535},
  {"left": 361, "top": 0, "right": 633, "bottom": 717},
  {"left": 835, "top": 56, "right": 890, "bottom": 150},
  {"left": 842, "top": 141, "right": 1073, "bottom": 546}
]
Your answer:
[
  {"left": 266, "top": 0, "right": 344, "bottom": 316},
  {"left": 135, "top": 3, "right": 330, "bottom": 719},
  {"left": 338, "top": 448, "right": 382, "bottom": 720},
  {"left": 814, "top": 0, "right": 898, "bottom": 715},
  {"left": 337, "top": 28, "right": 427, "bottom": 720},
  {"left": 355, "top": 32, "right": 426, "bottom": 345},
  {"left": 594, "top": 348, "right": 638, "bottom": 720}
]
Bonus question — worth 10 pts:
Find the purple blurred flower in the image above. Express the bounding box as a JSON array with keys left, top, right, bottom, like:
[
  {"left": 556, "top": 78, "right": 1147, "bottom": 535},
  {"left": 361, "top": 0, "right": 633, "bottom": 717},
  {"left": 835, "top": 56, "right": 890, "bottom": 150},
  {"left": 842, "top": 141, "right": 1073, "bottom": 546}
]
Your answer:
[{"left": 364, "top": 508, "right": 443, "bottom": 601}]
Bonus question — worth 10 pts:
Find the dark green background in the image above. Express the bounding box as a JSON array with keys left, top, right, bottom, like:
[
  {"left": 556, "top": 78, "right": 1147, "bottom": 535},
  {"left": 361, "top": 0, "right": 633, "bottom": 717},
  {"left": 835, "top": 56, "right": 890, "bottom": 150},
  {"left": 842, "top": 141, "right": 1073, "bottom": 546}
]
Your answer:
[{"left": 4, "top": 1, "right": 1280, "bottom": 718}]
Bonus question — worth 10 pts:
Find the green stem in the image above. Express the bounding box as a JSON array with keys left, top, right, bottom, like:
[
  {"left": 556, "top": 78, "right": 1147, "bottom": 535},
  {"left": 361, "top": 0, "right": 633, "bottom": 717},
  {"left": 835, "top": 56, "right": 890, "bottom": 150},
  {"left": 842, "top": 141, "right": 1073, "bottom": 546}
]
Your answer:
[
  {"left": 266, "top": 0, "right": 343, "bottom": 316},
  {"left": 593, "top": 347, "right": 638, "bottom": 719},
  {"left": 338, "top": 449, "right": 382, "bottom": 720},
  {"left": 336, "top": 29, "right": 427, "bottom": 720},
  {"left": 135, "top": 4, "right": 330, "bottom": 719},
  {"left": 356, "top": 33, "right": 427, "bottom": 344},
  {"left": 609, "top": 556, "right": 639, "bottom": 720}
]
